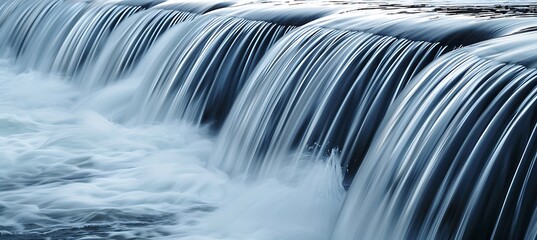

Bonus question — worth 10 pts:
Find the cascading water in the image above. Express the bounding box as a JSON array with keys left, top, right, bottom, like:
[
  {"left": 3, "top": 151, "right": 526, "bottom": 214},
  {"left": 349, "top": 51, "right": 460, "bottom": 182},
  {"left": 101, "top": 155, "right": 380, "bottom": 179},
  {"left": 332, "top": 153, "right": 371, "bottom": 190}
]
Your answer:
[
  {"left": 331, "top": 32, "right": 537, "bottom": 240},
  {"left": 1, "top": 0, "right": 537, "bottom": 239},
  {"left": 129, "top": 4, "right": 344, "bottom": 126},
  {"left": 211, "top": 25, "right": 449, "bottom": 180},
  {"left": 79, "top": 1, "right": 238, "bottom": 89},
  {"left": 78, "top": 9, "right": 198, "bottom": 88},
  {"left": 1, "top": 0, "right": 145, "bottom": 76},
  {"left": 211, "top": 10, "right": 537, "bottom": 183}
]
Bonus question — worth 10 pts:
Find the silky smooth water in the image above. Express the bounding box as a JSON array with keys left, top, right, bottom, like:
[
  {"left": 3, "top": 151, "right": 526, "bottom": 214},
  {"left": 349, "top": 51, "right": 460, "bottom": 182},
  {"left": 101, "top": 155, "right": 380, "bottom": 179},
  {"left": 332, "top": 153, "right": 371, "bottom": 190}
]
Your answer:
[
  {"left": 2, "top": 0, "right": 537, "bottom": 239},
  {"left": 0, "top": 59, "right": 344, "bottom": 239}
]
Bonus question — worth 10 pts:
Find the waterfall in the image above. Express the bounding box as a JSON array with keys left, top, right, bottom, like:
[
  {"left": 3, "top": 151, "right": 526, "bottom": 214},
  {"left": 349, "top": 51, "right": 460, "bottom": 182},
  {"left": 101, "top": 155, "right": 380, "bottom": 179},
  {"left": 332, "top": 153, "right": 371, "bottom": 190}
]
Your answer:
[
  {"left": 0, "top": 0, "right": 21, "bottom": 26},
  {"left": 210, "top": 10, "right": 537, "bottom": 183},
  {"left": 129, "top": 4, "right": 343, "bottom": 126},
  {"left": 1, "top": 0, "right": 144, "bottom": 75},
  {"left": 1, "top": 0, "right": 234, "bottom": 80},
  {"left": 331, "top": 31, "right": 537, "bottom": 240},
  {"left": 78, "top": 1, "right": 239, "bottom": 89},
  {"left": 3, "top": 0, "right": 89, "bottom": 68},
  {"left": 1, "top": 1, "right": 537, "bottom": 239},
  {"left": 0, "top": 0, "right": 77, "bottom": 58},
  {"left": 78, "top": 9, "right": 198, "bottom": 88}
]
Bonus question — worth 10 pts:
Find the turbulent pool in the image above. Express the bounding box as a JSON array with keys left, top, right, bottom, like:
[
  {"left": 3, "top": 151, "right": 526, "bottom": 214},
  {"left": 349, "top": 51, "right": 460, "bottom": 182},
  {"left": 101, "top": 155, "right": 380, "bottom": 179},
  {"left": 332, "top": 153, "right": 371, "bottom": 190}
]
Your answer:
[{"left": 0, "top": 60, "right": 344, "bottom": 239}]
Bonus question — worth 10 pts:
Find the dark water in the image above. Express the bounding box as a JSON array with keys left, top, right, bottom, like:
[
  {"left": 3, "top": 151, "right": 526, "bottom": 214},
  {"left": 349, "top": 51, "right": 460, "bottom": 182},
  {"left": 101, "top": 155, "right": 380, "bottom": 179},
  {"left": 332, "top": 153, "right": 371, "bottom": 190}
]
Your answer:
[{"left": 0, "top": 0, "right": 536, "bottom": 239}]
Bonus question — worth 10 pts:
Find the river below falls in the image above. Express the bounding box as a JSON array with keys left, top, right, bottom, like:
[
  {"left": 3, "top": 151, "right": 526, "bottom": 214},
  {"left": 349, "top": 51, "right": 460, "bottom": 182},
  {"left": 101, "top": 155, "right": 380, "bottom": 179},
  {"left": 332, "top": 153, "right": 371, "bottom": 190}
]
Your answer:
[{"left": 0, "top": 59, "right": 345, "bottom": 240}]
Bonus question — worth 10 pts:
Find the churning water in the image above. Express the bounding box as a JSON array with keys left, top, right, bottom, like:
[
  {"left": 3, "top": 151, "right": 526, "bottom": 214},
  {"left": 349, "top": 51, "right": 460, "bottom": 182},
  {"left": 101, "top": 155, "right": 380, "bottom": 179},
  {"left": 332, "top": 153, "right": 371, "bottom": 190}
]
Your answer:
[
  {"left": 1, "top": 0, "right": 536, "bottom": 239},
  {"left": 0, "top": 59, "right": 344, "bottom": 239}
]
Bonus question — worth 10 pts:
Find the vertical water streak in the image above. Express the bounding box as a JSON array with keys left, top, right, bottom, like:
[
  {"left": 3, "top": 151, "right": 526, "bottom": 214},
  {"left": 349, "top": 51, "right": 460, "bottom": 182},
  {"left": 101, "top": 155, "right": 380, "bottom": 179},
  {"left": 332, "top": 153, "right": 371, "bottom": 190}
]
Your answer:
[
  {"left": 48, "top": 3, "right": 143, "bottom": 76},
  {"left": 14, "top": 1, "right": 90, "bottom": 70},
  {"left": 131, "top": 16, "right": 293, "bottom": 126},
  {"left": 77, "top": 0, "right": 239, "bottom": 89},
  {"left": 0, "top": 0, "right": 65, "bottom": 58},
  {"left": 209, "top": 11, "right": 537, "bottom": 183},
  {"left": 0, "top": 0, "right": 146, "bottom": 76},
  {"left": 331, "top": 33, "right": 537, "bottom": 240},
  {"left": 79, "top": 9, "right": 198, "bottom": 88},
  {"left": 130, "top": 4, "right": 342, "bottom": 126},
  {"left": 210, "top": 26, "right": 448, "bottom": 180},
  {"left": 0, "top": 0, "right": 22, "bottom": 26}
]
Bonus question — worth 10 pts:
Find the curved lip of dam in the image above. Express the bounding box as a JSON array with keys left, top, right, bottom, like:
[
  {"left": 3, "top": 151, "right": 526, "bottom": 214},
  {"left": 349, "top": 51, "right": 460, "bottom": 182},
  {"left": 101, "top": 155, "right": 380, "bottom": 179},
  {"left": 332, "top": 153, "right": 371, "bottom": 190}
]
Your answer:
[
  {"left": 464, "top": 31, "right": 537, "bottom": 68},
  {"left": 151, "top": 0, "right": 239, "bottom": 13},
  {"left": 81, "top": 1, "right": 537, "bottom": 22},
  {"left": 205, "top": 3, "right": 352, "bottom": 26},
  {"left": 303, "top": 9, "right": 537, "bottom": 45}
]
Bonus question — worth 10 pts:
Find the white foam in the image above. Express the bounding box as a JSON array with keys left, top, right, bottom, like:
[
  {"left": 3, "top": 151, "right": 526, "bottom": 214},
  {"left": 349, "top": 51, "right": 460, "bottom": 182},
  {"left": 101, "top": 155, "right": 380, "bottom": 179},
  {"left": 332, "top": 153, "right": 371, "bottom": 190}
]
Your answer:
[{"left": 0, "top": 60, "right": 344, "bottom": 239}]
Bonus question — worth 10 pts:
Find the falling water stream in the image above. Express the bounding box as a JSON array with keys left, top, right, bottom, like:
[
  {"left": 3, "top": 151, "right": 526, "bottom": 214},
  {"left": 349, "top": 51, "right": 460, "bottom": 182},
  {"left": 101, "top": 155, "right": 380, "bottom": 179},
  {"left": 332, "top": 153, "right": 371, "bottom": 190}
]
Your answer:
[{"left": 0, "top": 0, "right": 536, "bottom": 239}]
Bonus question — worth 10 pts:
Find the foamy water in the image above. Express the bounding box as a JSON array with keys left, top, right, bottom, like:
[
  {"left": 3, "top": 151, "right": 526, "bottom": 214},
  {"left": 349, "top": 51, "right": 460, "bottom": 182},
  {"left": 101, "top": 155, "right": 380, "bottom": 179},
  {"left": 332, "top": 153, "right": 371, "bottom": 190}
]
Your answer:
[{"left": 0, "top": 59, "right": 344, "bottom": 240}]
